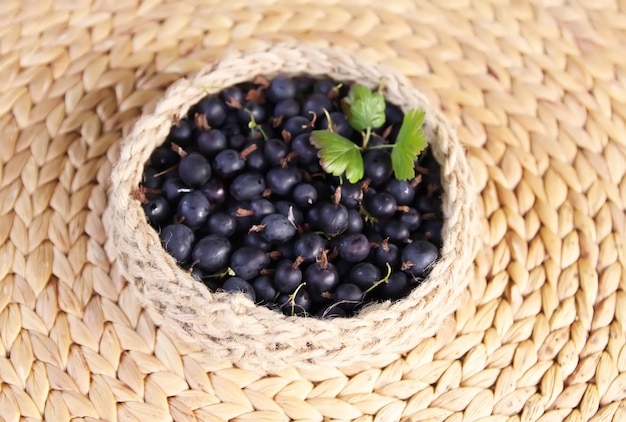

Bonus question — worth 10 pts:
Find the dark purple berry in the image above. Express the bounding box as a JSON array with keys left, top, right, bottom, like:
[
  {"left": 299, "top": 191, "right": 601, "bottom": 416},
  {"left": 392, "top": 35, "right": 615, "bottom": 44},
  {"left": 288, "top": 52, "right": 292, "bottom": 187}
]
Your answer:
[
  {"left": 159, "top": 224, "right": 194, "bottom": 263},
  {"left": 192, "top": 235, "right": 231, "bottom": 273},
  {"left": 230, "top": 246, "right": 269, "bottom": 280},
  {"left": 177, "top": 191, "right": 210, "bottom": 229},
  {"left": 222, "top": 277, "right": 256, "bottom": 302},
  {"left": 178, "top": 152, "right": 212, "bottom": 187},
  {"left": 401, "top": 240, "right": 439, "bottom": 278}
]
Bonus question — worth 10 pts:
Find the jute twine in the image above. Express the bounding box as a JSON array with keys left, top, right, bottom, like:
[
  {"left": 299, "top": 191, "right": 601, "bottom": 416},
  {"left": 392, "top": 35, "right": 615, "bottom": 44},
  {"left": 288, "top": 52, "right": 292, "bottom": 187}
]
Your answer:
[
  {"left": 1, "top": 0, "right": 626, "bottom": 420},
  {"left": 105, "top": 43, "right": 479, "bottom": 372}
]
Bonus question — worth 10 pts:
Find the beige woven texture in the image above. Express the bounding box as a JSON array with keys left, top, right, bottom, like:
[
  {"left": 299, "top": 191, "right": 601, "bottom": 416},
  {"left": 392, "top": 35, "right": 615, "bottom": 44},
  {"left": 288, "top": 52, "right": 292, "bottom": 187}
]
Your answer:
[
  {"left": 1, "top": 0, "right": 625, "bottom": 420},
  {"left": 106, "top": 43, "right": 479, "bottom": 372}
]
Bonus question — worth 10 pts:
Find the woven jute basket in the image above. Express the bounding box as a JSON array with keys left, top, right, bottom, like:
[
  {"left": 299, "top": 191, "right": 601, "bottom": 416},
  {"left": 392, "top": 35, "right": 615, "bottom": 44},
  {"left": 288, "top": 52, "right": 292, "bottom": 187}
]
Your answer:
[
  {"left": 3, "top": 0, "right": 626, "bottom": 420},
  {"left": 105, "top": 43, "right": 479, "bottom": 371}
]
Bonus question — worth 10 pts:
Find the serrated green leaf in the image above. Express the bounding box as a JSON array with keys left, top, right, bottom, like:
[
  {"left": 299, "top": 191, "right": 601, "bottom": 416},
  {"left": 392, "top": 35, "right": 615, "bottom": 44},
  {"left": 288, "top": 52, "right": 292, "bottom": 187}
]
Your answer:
[
  {"left": 391, "top": 109, "right": 428, "bottom": 180},
  {"left": 341, "top": 84, "right": 386, "bottom": 131},
  {"left": 310, "top": 131, "right": 364, "bottom": 183}
]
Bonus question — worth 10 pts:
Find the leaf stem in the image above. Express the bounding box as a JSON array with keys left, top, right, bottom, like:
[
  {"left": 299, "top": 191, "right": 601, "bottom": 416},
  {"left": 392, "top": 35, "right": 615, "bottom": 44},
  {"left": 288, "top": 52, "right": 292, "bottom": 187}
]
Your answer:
[
  {"left": 362, "top": 127, "right": 372, "bottom": 149},
  {"left": 367, "top": 144, "right": 395, "bottom": 150}
]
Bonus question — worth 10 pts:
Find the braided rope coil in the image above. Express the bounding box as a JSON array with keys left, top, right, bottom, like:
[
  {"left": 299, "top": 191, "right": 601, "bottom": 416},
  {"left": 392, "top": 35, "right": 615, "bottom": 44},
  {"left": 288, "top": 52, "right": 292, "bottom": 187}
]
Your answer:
[{"left": 105, "top": 43, "right": 480, "bottom": 371}]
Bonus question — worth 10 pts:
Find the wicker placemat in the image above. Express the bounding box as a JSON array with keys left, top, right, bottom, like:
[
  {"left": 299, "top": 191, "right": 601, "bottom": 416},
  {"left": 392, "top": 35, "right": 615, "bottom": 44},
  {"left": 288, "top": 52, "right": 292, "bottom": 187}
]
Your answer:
[{"left": 1, "top": 0, "right": 625, "bottom": 421}]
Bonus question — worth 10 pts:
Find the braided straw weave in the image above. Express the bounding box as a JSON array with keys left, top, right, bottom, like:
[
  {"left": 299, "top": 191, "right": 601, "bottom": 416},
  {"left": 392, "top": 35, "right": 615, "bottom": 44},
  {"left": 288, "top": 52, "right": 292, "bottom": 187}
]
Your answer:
[
  {"left": 105, "top": 43, "right": 479, "bottom": 372},
  {"left": 1, "top": 0, "right": 626, "bottom": 420}
]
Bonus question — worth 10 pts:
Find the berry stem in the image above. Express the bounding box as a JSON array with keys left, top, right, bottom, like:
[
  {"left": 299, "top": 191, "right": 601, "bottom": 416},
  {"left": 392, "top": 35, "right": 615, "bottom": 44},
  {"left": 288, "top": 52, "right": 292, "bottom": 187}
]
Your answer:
[
  {"left": 363, "top": 263, "right": 392, "bottom": 296},
  {"left": 287, "top": 282, "right": 307, "bottom": 316},
  {"left": 245, "top": 108, "right": 268, "bottom": 140},
  {"left": 205, "top": 267, "right": 236, "bottom": 279},
  {"left": 362, "top": 126, "right": 372, "bottom": 149}
]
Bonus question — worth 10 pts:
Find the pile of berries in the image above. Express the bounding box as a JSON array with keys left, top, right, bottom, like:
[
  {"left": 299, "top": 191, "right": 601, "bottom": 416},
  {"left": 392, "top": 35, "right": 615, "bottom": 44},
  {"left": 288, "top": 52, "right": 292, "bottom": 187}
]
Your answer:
[{"left": 136, "top": 75, "right": 444, "bottom": 318}]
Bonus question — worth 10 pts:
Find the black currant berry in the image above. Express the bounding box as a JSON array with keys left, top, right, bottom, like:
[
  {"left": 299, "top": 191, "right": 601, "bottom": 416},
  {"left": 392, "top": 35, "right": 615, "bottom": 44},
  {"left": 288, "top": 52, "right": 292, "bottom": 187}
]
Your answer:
[
  {"left": 192, "top": 235, "right": 232, "bottom": 273},
  {"left": 401, "top": 240, "right": 439, "bottom": 278}
]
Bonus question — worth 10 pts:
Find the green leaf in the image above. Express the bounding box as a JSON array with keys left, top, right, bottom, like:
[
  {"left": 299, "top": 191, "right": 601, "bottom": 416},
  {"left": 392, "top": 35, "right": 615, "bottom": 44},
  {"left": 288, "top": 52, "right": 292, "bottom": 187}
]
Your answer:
[
  {"left": 341, "top": 84, "right": 386, "bottom": 131},
  {"left": 310, "top": 131, "right": 364, "bottom": 183},
  {"left": 391, "top": 109, "right": 428, "bottom": 181}
]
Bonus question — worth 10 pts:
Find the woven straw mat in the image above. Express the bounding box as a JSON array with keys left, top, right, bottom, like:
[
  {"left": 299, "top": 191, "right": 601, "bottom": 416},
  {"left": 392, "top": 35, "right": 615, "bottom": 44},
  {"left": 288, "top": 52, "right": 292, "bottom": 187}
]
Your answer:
[{"left": 1, "top": 1, "right": 625, "bottom": 421}]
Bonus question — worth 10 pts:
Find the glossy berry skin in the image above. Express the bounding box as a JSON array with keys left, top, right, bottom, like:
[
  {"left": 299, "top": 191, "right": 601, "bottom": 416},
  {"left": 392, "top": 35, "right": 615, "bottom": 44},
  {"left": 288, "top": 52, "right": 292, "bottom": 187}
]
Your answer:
[
  {"left": 283, "top": 116, "right": 312, "bottom": 137},
  {"left": 243, "top": 232, "right": 272, "bottom": 251},
  {"left": 200, "top": 178, "right": 227, "bottom": 205},
  {"left": 274, "top": 260, "right": 303, "bottom": 293},
  {"left": 159, "top": 224, "right": 194, "bottom": 264},
  {"left": 376, "top": 272, "right": 411, "bottom": 300},
  {"left": 313, "top": 78, "right": 336, "bottom": 96},
  {"left": 260, "top": 214, "right": 296, "bottom": 244},
  {"left": 274, "top": 200, "right": 303, "bottom": 226},
  {"left": 194, "top": 96, "right": 227, "bottom": 127},
  {"left": 266, "top": 167, "right": 302, "bottom": 196},
  {"left": 192, "top": 235, "right": 231, "bottom": 273},
  {"left": 177, "top": 191, "right": 210, "bottom": 229},
  {"left": 400, "top": 208, "right": 422, "bottom": 231},
  {"left": 317, "top": 203, "right": 349, "bottom": 237},
  {"left": 249, "top": 198, "right": 276, "bottom": 222},
  {"left": 263, "top": 138, "right": 288, "bottom": 166},
  {"left": 267, "top": 76, "right": 296, "bottom": 102},
  {"left": 319, "top": 111, "right": 353, "bottom": 139},
  {"left": 252, "top": 275, "right": 277, "bottom": 304},
  {"left": 363, "top": 149, "right": 393, "bottom": 186},
  {"left": 292, "top": 183, "right": 318, "bottom": 208},
  {"left": 384, "top": 179, "right": 415, "bottom": 205},
  {"left": 178, "top": 153, "right": 212, "bottom": 188},
  {"left": 337, "top": 233, "right": 370, "bottom": 262},
  {"left": 401, "top": 240, "right": 439, "bottom": 278},
  {"left": 293, "top": 233, "right": 326, "bottom": 262},
  {"left": 364, "top": 192, "right": 397, "bottom": 220},
  {"left": 416, "top": 195, "right": 442, "bottom": 215},
  {"left": 274, "top": 99, "right": 300, "bottom": 118},
  {"left": 213, "top": 149, "right": 245, "bottom": 179},
  {"left": 349, "top": 262, "right": 381, "bottom": 290},
  {"left": 221, "top": 86, "right": 244, "bottom": 109},
  {"left": 142, "top": 195, "right": 170, "bottom": 227},
  {"left": 230, "top": 246, "right": 269, "bottom": 280},
  {"left": 290, "top": 133, "right": 317, "bottom": 164},
  {"left": 302, "top": 93, "right": 333, "bottom": 119},
  {"left": 338, "top": 183, "right": 363, "bottom": 209},
  {"left": 243, "top": 142, "right": 269, "bottom": 172},
  {"left": 230, "top": 172, "right": 266, "bottom": 201},
  {"left": 334, "top": 283, "right": 363, "bottom": 310},
  {"left": 222, "top": 277, "right": 256, "bottom": 302},
  {"left": 197, "top": 130, "right": 227, "bottom": 157},
  {"left": 163, "top": 178, "right": 192, "bottom": 204},
  {"left": 207, "top": 212, "right": 237, "bottom": 237},
  {"left": 168, "top": 119, "right": 193, "bottom": 145},
  {"left": 142, "top": 167, "right": 164, "bottom": 190},
  {"left": 346, "top": 209, "right": 364, "bottom": 234},
  {"left": 381, "top": 220, "right": 410, "bottom": 244},
  {"left": 374, "top": 242, "right": 401, "bottom": 269},
  {"left": 149, "top": 147, "right": 180, "bottom": 172},
  {"left": 305, "top": 262, "right": 340, "bottom": 299}
]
